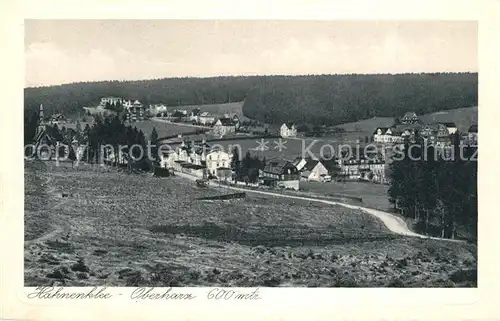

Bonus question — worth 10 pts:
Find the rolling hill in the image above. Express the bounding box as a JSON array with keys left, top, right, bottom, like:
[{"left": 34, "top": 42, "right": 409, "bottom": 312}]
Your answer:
[{"left": 25, "top": 73, "right": 477, "bottom": 128}]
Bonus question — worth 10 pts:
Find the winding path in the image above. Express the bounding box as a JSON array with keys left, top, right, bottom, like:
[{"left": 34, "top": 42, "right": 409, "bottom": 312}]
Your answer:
[{"left": 174, "top": 172, "right": 465, "bottom": 243}]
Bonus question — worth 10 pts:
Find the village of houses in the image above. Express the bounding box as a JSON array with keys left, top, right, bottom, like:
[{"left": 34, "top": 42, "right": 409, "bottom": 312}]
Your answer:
[{"left": 35, "top": 96, "right": 479, "bottom": 194}]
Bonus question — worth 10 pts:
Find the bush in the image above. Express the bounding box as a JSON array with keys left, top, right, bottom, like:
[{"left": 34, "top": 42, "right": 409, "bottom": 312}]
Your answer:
[
  {"left": 449, "top": 269, "right": 477, "bottom": 283},
  {"left": 70, "top": 258, "right": 90, "bottom": 273},
  {"left": 388, "top": 277, "right": 406, "bottom": 288},
  {"left": 334, "top": 275, "right": 358, "bottom": 287}
]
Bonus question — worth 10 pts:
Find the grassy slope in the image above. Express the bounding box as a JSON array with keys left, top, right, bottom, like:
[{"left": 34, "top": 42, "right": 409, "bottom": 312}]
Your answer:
[
  {"left": 299, "top": 181, "right": 391, "bottom": 212},
  {"left": 24, "top": 162, "right": 477, "bottom": 287},
  {"left": 335, "top": 106, "right": 478, "bottom": 137},
  {"left": 419, "top": 106, "right": 478, "bottom": 132},
  {"left": 132, "top": 120, "right": 202, "bottom": 138}
]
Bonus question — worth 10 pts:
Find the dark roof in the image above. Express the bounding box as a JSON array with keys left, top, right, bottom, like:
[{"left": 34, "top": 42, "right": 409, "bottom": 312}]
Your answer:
[
  {"left": 303, "top": 159, "right": 320, "bottom": 171},
  {"left": 283, "top": 122, "right": 295, "bottom": 128},
  {"left": 181, "top": 163, "right": 205, "bottom": 170},
  {"left": 217, "top": 118, "right": 235, "bottom": 126},
  {"left": 263, "top": 158, "right": 296, "bottom": 175},
  {"left": 402, "top": 112, "right": 418, "bottom": 119},
  {"left": 373, "top": 127, "right": 390, "bottom": 135},
  {"left": 468, "top": 125, "right": 478, "bottom": 133}
]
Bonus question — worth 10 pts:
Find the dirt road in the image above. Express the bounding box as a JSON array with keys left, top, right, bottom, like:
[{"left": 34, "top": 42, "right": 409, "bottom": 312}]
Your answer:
[{"left": 174, "top": 172, "right": 464, "bottom": 243}]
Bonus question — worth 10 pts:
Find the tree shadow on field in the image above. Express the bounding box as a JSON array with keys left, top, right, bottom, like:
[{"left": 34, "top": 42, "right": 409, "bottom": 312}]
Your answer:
[{"left": 150, "top": 222, "right": 399, "bottom": 247}]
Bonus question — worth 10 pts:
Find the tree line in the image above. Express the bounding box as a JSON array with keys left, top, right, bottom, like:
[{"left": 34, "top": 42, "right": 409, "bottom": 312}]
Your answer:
[
  {"left": 25, "top": 73, "right": 477, "bottom": 126},
  {"left": 387, "top": 135, "right": 477, "bottom": 240}
]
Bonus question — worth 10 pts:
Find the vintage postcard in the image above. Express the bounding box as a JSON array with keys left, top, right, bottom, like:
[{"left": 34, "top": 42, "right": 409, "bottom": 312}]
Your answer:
[{"left": 1, "top": 1, "right": 499, "bottom": 320}]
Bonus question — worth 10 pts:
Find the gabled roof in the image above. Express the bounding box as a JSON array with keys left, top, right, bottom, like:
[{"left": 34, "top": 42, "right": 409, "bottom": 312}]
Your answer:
[
  {"left": 282, "top": 122, "right": 296, "bottom": 129},
  {"left": 262, "top": 158, "right": 296, "bottom": 175},
  {"left": 303, "top": 159, "right": 320, "bottom": 171},
  {"left": 373, "top": 127, "right": 390, "bottom": 135},
  {"left": 217, "top": 118, "right": 235, "bottom": 126},
  {"left": 402, "top": 112, "right": 418, "bottom": 119}
]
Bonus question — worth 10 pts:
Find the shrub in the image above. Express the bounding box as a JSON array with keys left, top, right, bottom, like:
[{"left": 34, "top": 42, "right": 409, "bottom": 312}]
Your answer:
[
  {"left": 335, "top": 275, "right": 358, "bottom": 287},
  {"left": 70, "top": 258, "right": 90, "bottom": 273},
  {"left": 449, "top": 269, "right": 477, "bottom": 283},
  {"left": 388, "top": 278, "right": 406, "bottom": 288}
]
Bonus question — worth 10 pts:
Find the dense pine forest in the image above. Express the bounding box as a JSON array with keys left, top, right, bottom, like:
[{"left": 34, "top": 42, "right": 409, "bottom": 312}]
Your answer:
[
  {"left": 24, "top": 73, "right": 477, "bottom": 125},
  {"left": 388, "top": 136, "right": 477, "bottom": 241}
]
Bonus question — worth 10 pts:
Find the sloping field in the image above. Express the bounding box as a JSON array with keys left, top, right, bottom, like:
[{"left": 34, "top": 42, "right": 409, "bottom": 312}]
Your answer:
[
  {"left": 334, "top": 106, "right": 478, "bottom": 138},
  {"left": 132, "top": 120, "right": 203, "bottom": 139},
  {"left": 419, "top": 106, "right": 478, "bottom": 132},
  {"left": 24, "top": 161, "right": 476, "bottom": 287}
]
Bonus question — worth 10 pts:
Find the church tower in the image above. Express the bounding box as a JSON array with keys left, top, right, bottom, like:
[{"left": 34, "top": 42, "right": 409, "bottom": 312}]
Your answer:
[{"left": 35, "top": 104, "right": 46, "bottom": 138}]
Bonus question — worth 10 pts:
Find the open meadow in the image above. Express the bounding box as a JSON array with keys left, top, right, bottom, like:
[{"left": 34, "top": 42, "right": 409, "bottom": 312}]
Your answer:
[
  {"left": 334, "top": 106, "right": 478, "bottom": 140},
  {"left": 24, "top": 161, "right": 477, "bottom": 287},
  {"left": 298, "top": 181, "right": 391, "bottom": 212},
  {"left": 132, "top": 120, "right": 204, "bottom": 139}
]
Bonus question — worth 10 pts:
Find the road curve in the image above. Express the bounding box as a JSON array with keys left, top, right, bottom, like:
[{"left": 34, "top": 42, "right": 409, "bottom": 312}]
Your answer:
[{"left": 173, "top": 172, "right": 465, "bottom": 243}]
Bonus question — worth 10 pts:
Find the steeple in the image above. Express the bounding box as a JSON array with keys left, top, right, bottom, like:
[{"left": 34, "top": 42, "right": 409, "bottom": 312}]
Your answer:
[{"left": 35, "top": 104, "right": 46, "bottom": 138}]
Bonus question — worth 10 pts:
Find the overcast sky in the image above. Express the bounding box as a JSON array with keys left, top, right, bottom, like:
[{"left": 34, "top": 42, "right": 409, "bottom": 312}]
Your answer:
[{"left": 25, "top": 20, "right": 477, "bottom": 88}]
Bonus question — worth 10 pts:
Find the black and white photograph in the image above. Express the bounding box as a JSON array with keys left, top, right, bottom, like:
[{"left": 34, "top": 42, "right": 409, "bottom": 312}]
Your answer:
[{"left": 23, "top": 20, "right": 478, "bottom": 288}]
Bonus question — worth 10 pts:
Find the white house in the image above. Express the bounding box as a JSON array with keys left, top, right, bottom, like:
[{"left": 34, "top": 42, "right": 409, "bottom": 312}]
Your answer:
[
  {"left": 151, "top": 104, "right": 168, "bottom": 115},
  {"left": 212, "top": 118, "right": 236, "bottom": 137},
  {"left": 373, "top": 127, "right": 404, "bottom": 144},
  {"left": 280, "top": 123, "right": 297, "bottom": 138},
  {"left": 206, "top": 150, "right": 232, "bottom": 176},
  {"left": 198, "top": 112, "right": 216, "bottom": 125},
  {"left": 299, "top": 159, "right": 330, "bottom": 182},
  {"left": 439, "top": 122, "right": 458, "bottom": 135}
]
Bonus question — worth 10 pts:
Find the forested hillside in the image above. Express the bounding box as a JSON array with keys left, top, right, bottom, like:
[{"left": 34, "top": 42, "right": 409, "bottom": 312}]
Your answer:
[
  {"left": 24, "top": 77, "right": 252, "bottom": 116},
  {"left": 24, "top": 73, "right": 477, "bottom": 125},
  {"left": 242, "top": 73, "right": 477, "bottom": 125}
]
